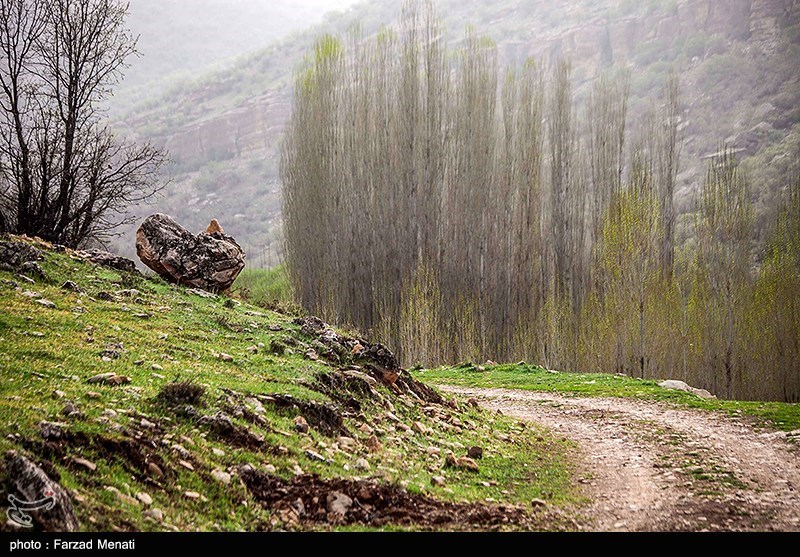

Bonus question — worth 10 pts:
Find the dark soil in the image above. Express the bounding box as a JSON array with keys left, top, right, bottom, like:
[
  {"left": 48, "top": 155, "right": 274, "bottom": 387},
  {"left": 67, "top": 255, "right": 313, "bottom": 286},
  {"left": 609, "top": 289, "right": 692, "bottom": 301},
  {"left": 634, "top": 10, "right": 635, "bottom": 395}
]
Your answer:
[{"left": 238, "top": 467, "right": 558, "bottom": 531}]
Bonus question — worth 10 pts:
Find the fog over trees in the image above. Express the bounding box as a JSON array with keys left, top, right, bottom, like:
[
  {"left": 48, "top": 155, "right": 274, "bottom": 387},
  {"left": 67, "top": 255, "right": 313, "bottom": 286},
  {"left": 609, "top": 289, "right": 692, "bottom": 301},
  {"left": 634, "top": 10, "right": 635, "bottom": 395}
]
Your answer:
[{"left": 282, "top": 0, "right": 799, "bottom": 402}]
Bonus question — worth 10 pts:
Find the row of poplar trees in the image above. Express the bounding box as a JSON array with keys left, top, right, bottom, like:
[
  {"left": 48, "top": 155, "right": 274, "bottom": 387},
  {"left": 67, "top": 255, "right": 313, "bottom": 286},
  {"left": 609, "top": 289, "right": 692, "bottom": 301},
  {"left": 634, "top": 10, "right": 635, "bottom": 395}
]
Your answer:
[{"left": 282, "top": 1, "right": 799, "bottom": 402}]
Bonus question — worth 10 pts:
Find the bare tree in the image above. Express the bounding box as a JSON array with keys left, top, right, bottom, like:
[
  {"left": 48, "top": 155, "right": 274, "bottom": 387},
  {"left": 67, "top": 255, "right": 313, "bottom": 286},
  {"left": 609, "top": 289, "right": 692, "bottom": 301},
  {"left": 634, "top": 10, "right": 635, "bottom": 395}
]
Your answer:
[{"left": 0, "top": 0, "right": 164, "bottom": 247}]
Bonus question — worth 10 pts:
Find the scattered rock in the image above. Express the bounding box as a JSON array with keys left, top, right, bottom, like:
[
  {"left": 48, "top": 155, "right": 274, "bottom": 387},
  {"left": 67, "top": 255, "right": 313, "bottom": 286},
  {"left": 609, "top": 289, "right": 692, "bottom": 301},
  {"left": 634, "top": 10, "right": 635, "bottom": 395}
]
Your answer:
[
  {"left": 96, "top": 291, "right": 114, "bottom": 301},
  {"left": 183, "top": 491, "right": 201, "bottom": 500},
  {"left": 178, "top": 460, "right": 194, "bottom": 471},
  {"left": 39, "top": 421, "right": 66, "bottom": 440},
  {"left": 304, "top": 450, "right": 326, "bottom": 462},
  {"left": 217, "top": 352, "right": 233, "bottom": 362},
  {"left": 143, "top": 508, "right": 164, "bottom": 522},
  {"left": 467, "top": 446, "right": 484, "bottom": 460},
  {"left": 35, "top": 298, "right": 56, "bottom": 308},
  {"left": 104, "top": 486, "right": 139, "bottom": 506},
  {"left": 431, "top": 475, "right": 446, "bottom": 487},
  {"left": 366, "top": 435, "right": 383, "bottom": 453},
  {"left": 86, "top": 373, "right": 130, "bottom": 386},
  {"left": 60, "top": 402, "right": 81, "bottom": 417},
  {"left": 337, "top": 436, "right": 357, "bottom": 450},
  {"left": 467, "top": 398, "right": 480, "bottom": 408},
  {"left": 412, "top": 421, "right": 429, "bottom": 434},
  {"left": 151, "top": 363, "right": 163, "bottom": 370},
  {"left": 18, "top": 260, "right": 45, "bottom": 280},
  {"left": 136, "top": 213, "right": 245, "bottom": 292},
  {"left": 445, "top": 454, "right": 479, "bottom": 472},
  {"left": 4, "top": 451, "right": 78, "bottom": 531},
  {"left": 212, "top": 448, "right": 225, "bottom": 457},
  {"left": 211, "top": 469, "right": 232, "bottom": 484},
  {"left": 135, "top": 492, "right": 153, "bottom": 506},
  {"left": 76, "top": 249, "right": 138, "bottom": 274},
  {"left": 147, "top": 462, "right": 164, "bottom": 479},
  {"left": 60, "top": 280, "right": 83, "bottom": 293},
  {"left": 530, "top": 498, "right": 547, "bottom": 508},
  {"left": 294, "top": 416, "right": 309, "bottom": 434},
  {"left": 246, "top": 345, "right": 259, "bottom": 354},
  {"left": 264, "top": 464, "right": 277, "bottom": 474},
  {"left": 71, "top": 458, "right": 96, "bottom": 472},
  {"left": 326, "top": 491, "right": 353, "bottom": 519},
  {"left": 354, "top": 457, "right": 370, "bottom": 471},
  {"left": 426, "top": 446, "right": 441, "bottom": 456},
  {"left": 0, "top": 241, "right": 42, "bottom": 271},
  {"left": 658, "top": 379, "right": 716, "bottom": 399}
]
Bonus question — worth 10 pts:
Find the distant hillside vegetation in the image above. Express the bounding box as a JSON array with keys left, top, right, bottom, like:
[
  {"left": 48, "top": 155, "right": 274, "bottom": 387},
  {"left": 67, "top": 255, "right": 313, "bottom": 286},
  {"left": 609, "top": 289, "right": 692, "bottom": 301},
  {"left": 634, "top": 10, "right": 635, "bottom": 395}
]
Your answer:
[{"left": 110, "top": 0, "right": 800, "bottom": 265}]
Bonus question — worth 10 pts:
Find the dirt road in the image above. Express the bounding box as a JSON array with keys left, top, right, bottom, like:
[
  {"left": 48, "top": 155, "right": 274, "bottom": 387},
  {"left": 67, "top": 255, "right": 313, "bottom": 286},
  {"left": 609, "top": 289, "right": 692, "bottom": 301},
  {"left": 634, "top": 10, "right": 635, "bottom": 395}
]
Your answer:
[{"left": 441, "top": 385, "right": 800, "bottom": 532}]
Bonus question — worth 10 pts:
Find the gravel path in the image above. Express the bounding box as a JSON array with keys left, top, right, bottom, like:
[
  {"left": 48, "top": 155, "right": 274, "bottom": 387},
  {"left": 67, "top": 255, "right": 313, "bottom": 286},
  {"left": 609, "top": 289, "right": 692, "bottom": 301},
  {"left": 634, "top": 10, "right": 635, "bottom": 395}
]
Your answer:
[{"left": 441, "top": 385, "right": 800, "bottom": 532}]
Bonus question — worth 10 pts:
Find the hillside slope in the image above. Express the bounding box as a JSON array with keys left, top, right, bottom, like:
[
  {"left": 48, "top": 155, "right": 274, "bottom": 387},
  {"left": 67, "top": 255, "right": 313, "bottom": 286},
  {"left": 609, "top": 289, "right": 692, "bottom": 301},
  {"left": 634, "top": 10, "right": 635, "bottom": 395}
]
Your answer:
[
  {"left": 0, "top": 235, "right": 575, "bottom": 532},
  {"left": 110, "top": 0, "right": 800, "bottom": 263},
  {"left": 1, "top": 236, "right": 798, "bottom": 531}
]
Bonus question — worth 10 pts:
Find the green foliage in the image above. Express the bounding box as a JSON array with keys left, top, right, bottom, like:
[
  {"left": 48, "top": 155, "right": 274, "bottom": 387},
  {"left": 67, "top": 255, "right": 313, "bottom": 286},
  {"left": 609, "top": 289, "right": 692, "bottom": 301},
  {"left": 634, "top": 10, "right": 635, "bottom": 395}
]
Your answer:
[{"left": 232, "top": 265, "right": 295, "bottom": 309}]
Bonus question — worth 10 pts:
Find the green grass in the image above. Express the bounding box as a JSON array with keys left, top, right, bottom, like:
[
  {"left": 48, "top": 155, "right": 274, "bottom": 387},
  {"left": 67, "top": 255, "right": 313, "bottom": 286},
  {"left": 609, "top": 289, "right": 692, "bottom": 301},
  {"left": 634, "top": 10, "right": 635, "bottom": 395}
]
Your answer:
[
  {"left": 420, "top": 363, "right": 800, "bottom": 432},
  {"left": 0, "top": 237, "right": 577, "bottom": 532},
  {"left": 231, "top": 265, "right": 294, "bottom": 310}
]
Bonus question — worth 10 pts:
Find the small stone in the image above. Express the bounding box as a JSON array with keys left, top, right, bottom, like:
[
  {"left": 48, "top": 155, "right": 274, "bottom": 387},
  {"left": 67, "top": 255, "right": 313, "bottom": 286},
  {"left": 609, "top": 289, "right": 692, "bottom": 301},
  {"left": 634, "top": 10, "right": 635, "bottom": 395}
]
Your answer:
[
  {"left": 212, "top": 448, "right": 225, "bottom": 457},
  {"left": 247, "top": 345, "right": 258, "bottom": 354},
  {"left": 431, "top": 475, "right": 446, "bottom": 487},
  {"left": 72, "top": 457, "right": 96, "bottom": 472},
  {"left": 292, "top": 464, "right": 305, "bottom": 476},
  {"left": 61, "top": 280, "right": 82, "bottom": 292},
  {"left": 151, "top": 363, "right": 163, "bottom": 371},
  {"left": 102, "top": 408, "right": 117, "bottom": 417},
  {"left": 96, "top": 291, "right": 114, "bottom": 301},
  {"left": 36, "top": 298, "right": 56, "bottom": 308},
  {"left": 426, "top": 446, "right": 441, "bottom": 456},
  {"left": 385, "top": 411, "right": 400, "bottom": 422},
  {"left": 468, "top": 446, "right": 483, "bottom": 460},
  {"left": 105, "top": 486, "right": 138, "bottom": 506},
  {"left": 53, "top": 390, "right": 66, "bottom": 398},
  {"left": 337, "top": 436, "right": 357, "bottom": 450},
  {"left": 412, "top": 421, "right": 428, "bottom": 434},
  {"left": 183, "top": 491, "right": 200, "bottom": 500},
  {"left": 454, "top": 457, "right": 479, "bottom": 472},
  {"left": 86, "top": 391, "right": 101, "bottom": 399},
  {"left": 147, "top": 462, "right": 164, "bottom": 479},
  {"left": 467, "top": 398, "right": 479, "bottom": 408},
  {"left": 294, "top": 415, "right": 309, "bottom": 434},
  {"left": 264, "top": 464, "right": 277, "bottom": 474},
  {"left": 358, "top": 423, "right": 374, "bottom": 434},
  {"left": 218, "top": 353, "right": 233, "bottom": 362},
  {"left": 178, "top": 460, "right": 194, "bottom": 471},
  {"left": 305, "top": 450, "right": 326, "bottom": 462},
  {"left": 136, "top": 492, "right": 153, "bottom": 506},
  {"left": 140, "top": 418, "right": 156, "bottom": 429},
  {"left": 326, "top": 491, "right": 353, "bottom": 517},
  {"left": 143, "top": 508, "right": 164, "bottom": 522},
  {"left": 211, "top": 469, "right": 232, "bottom": 484},
  {"left": 87, "top": 372, "right": 115, "bottom": 384},
  {"left": 366, "top": 434, "right": 382, "bottom": 453},
  {"left": 530, "top": 498, "right": 547, "bottom": 508},
  {"left": 354, "top": 457, "right": 370, "bottom": 471}
]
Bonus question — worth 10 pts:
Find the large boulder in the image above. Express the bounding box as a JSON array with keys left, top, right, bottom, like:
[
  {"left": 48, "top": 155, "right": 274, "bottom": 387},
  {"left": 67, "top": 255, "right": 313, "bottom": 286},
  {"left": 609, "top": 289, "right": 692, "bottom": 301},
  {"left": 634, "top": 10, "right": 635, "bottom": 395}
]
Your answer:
[{"left": 136, "top": 214, "right": 245, "bottom": 292}]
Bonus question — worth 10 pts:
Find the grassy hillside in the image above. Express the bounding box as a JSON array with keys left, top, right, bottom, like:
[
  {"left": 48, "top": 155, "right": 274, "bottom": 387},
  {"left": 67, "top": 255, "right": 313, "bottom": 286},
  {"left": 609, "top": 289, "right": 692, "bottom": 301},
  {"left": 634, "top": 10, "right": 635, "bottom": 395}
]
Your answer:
[
  {"left": 0, "top": 236, "right": 577, "bottom": 532},
  {"left": 1, "top": 235, "right": 797, "bottom": 531}
]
